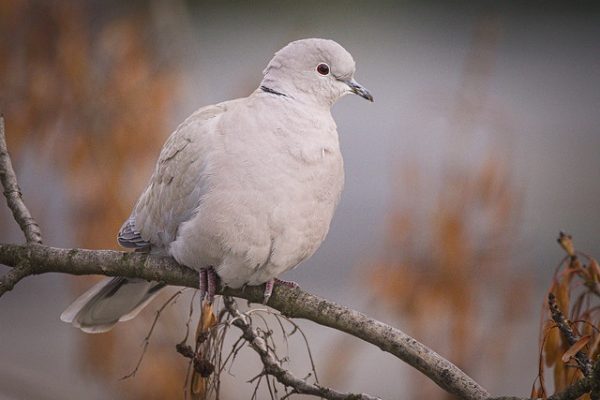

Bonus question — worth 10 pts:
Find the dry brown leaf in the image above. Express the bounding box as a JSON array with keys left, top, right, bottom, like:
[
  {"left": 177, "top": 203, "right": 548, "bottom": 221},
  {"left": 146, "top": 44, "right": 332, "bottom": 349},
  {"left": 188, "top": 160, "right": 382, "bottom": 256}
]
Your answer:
[
  {"left": 561, "top": 335, "right": 591, "bottom": 363},
  {"left": 588, "top": 258, "right": 600, "bottom": 282},
  {"left": 565, "top": 368, "right": 583, "bottom": 390},
  {"left": 588, "top": 332, "right": 600, "bottom": 359},
  {"left": 530, "top": 385, "right": 546, "bottom": 400},
  {"left": 553, "top": 358, "right": 566, "bottom": 392},
  {"left": 199, "top": 301, "right": 217, "bottom": 333},
  {"left": 537, "top": 235, "right": 599, "bottom": 397},
  {"left": 555, "top": 279, "right": 570, "bottom": 316},
  {"left": 190, "top": 301, "right": 217, "bottom": 399},
  {"left": 557, "top": 232, "right": 575, "bottom": 257},
  {"left": 190, "top": 373, "right": 207, "bottom": 399},
  {"left": 543, "top": 323, "right": 560, "bottom": 367}
]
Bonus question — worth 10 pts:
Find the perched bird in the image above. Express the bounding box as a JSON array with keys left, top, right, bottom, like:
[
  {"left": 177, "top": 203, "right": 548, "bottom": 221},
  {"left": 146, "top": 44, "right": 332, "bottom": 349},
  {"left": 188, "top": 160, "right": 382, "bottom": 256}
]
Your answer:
[{"left": 61, "top": 38, "right": 373, "bottom": 333}]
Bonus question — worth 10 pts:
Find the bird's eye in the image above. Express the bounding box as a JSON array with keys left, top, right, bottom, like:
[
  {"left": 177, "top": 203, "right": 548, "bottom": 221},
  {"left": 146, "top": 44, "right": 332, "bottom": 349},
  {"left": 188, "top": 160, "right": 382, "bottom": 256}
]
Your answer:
[{"left": 316, "top": 63, "right": 330, "bottom": 76}]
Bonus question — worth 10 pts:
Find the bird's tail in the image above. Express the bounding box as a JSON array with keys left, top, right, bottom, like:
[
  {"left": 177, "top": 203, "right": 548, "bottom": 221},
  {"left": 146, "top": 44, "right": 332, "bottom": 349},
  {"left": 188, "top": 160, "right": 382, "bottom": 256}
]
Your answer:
[{"left": 60, "top": 277, "right": 164, "bottom": 333}]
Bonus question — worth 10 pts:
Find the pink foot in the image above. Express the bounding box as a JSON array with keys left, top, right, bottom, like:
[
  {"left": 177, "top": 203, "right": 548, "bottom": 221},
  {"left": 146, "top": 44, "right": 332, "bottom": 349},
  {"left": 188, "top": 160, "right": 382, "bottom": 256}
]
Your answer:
[
  {"left": 275, "top": 278, "right": 299, "bottom": 289},
  {"left": 198, "top": 266, "right": 218, "bottom": 304},
  {"left": 199, "top": 269, "right": 207, "bottom": 299},
  {"left": 263, "top": 278, "right": 300, "bottom": 304}
]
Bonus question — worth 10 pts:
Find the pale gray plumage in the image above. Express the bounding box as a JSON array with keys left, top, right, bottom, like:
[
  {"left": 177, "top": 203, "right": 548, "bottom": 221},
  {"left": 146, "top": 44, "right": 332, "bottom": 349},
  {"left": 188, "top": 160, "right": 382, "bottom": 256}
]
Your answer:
[{"left": 61, "top": 38, "right": 372, "bottom": 333}]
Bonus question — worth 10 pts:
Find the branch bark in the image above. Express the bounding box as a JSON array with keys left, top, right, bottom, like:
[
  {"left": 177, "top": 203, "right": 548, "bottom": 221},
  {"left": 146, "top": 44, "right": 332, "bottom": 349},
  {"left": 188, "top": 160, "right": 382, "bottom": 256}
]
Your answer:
[
  {"left": 547, "top": 292, "right": 592, "bottom": 376},
  {"left": 0, "top": 242, "right": 489, "bottom": 400},
  {"left": 0, "top": 116, "right": 44, "bottom": 295},
  {"left": 0, "top": 116, "right": 43, "bottom": 244}
]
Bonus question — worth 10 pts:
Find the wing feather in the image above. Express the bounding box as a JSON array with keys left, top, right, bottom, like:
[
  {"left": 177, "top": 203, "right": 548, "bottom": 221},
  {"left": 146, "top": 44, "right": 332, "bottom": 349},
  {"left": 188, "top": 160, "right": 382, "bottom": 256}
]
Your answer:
[{"left": 117, "top": 102, "right": 230, "bottom": 249}]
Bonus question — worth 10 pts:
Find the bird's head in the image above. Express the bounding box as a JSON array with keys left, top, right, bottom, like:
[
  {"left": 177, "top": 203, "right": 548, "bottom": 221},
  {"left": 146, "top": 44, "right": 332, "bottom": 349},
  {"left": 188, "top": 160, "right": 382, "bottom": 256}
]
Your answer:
[{"left": 261, "top": 38, "right": 373, "bottom": 107}]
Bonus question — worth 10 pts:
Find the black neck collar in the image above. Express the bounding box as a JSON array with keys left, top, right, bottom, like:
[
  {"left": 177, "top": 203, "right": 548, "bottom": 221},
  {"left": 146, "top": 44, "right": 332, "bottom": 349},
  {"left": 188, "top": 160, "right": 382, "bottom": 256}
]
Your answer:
[{"left": 260, "top": 85, "right": 288, "bottom": 98}]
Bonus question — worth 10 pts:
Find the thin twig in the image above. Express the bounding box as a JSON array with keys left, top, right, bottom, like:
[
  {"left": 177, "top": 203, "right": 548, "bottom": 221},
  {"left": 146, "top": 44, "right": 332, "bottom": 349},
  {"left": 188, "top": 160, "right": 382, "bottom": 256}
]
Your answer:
[
  {"left": 489, "top": 376, "right": 595, "bottom": 400},
  {"left": 271, "top": 312, "right": 291, "bottom": 358},
  {"left": 547, "top": 371, "right": 595, "bottom": 400},
  {"left": 121, "top": 289, "right": 184, "bottom": 379},
  {"left": 0, "top": 116, "right": 42, "bottom": 244},
  {"left": 179, "top": 290, "right": 198, "bottom": 345},
  {"left": 223, "top": 296, "right": 382, "bottom": 400},
  {"left": 220, "top": 335, "right": 245, "bottom": 376},
  {"left": 548, "top": 293, "right": 592, "bottom": 376},
  {"left": 281, "top": 315, "right": 319, "bottom": 383},
  {"left": 490, "top": 376, "right": 597, "bottom": 400},
  {"left": 250, "top": 373, "right": 264, "bottom": 400},
  {"left": 0, "top": 264, "right": 30, "bottom": 297},
  {"left": 590, "top": 357, "right": 600, "bottom": 400},
  {"left": 265, "top": 370, "right": 276, "bottom": 400}
]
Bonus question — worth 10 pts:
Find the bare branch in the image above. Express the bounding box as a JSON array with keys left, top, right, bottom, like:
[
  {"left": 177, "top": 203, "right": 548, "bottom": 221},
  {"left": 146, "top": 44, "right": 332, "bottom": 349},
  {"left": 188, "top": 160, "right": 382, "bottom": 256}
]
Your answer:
[
  {"left": 547, "top": 293, "right": 592, "bottom": 376},
  {"left": 489, "top": 352, "right": 599, "bottom": 400},
  {"left": 591, "top": 358, "right": 600, "bottom": 400},
  {"left": 259, "top": 282, "right": 491, "bottom": 400},
  {"left": 0, "top": 264, "right": 31, "bottom": 297},
  {"left": 490, "top": 359, "right": 600, "bottom": 400},
  {"left": 223, "top": 296, "right": 381, "bottom": 400},
  {"left": 0, "top": 243, "right": 197, "bottom": 287},
  {"left": 0, "top": 243, "right": 490, "bottom": 399},
  {"left": 0, "top": 117, "right": 44, "bottom": 295},
  {"left": 0, "top": 116, "right": 43, "bottom": 244},
  {"left": 547, "top": 366, "right": 597, "bottom": 400}
]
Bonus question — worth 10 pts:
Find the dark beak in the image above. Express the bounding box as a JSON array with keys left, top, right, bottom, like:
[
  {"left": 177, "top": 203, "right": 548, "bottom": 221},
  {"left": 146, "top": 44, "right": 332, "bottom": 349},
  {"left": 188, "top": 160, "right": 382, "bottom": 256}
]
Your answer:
[{"left": 344, "top": 78, "right": 374, "bottom": 102}]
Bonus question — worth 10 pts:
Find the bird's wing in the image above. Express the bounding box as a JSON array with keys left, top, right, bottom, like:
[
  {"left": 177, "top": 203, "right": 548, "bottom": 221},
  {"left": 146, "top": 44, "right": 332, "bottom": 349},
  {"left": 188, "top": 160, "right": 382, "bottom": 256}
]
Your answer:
[
  {"left": 117, "top": 216, "right": 149, "bottom": 249},
  {"left": 118, "top": 102, "right": 231, "bottom": 249}
]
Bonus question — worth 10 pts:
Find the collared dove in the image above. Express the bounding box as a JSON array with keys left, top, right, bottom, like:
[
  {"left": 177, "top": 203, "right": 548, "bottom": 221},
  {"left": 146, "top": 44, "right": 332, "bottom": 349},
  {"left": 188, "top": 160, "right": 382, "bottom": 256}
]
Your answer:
[{"left": 61, "top": 38, "right": 372, "bottom": 333}]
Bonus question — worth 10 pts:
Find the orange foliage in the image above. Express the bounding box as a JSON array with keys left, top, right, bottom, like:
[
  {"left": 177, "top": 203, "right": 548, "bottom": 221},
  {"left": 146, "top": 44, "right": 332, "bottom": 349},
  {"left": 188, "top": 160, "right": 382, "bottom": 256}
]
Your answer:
[
  {"left": 359, "top": 149, "right": 532, "bottom": 400},
  {"left": 1, "top": 2, "right": 186, "bottom": 399},
  {"left": 534, "top": 233, "right": 599, "bottom": 398},
  {"left": 371, "top": 156, "right": 527, "bottom": 366}
]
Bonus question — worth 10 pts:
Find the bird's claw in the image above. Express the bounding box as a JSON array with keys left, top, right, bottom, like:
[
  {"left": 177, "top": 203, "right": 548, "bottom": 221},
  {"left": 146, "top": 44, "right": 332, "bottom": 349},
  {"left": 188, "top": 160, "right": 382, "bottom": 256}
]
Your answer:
[
  {"left": 199, "top": 267, "right": 218, "bottom": 304},
  {"left": 262, "top": 278, "right": 300, "bottom": 304}
]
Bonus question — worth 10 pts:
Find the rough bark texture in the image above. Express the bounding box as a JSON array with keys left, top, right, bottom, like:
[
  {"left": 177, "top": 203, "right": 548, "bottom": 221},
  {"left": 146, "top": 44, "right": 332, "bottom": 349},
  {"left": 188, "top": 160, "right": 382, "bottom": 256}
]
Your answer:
[
  {"left": 0, "top": 117, "right": 43, "bottom": 244},
  {"left": 0, "top": 243, "right": 489, "bottom": 400}
]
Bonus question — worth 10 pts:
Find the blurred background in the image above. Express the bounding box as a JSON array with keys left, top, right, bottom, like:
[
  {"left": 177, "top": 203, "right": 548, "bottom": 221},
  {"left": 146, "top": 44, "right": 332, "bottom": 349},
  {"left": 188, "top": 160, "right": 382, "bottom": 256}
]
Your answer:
[{"left": 1, "top": 1, "right": 599, "bottom": 399}]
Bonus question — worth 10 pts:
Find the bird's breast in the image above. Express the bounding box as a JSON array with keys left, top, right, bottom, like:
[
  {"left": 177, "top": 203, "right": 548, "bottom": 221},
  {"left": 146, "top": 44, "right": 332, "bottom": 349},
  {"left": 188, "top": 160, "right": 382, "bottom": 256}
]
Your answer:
[{"left": 169, "top": 101, "right": 345, "bottom": 286}]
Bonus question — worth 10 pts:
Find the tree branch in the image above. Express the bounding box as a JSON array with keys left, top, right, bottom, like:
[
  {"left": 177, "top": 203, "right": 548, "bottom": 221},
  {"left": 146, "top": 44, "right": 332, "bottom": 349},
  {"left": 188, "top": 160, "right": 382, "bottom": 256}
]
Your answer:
[
  {"left": 549, "top": 372, "right": 596, "bottom": 400},
  {"left": 590, "top": 357, "right": 600, "bottom": 400},
  {"left": 0, "top": 116, "right": 43, "bottom": 244},
  {"left": 488, "top": 369, "right": 598, "bottom": 400},
  {"left": 0, "top": 242, "right": 489, "bottom": 400},
  {"left": 223, "top": 296, "right": 381, "bottom": 400},
  {"left": 0, "top": 263, "right": 32, "bottom": 297},
  {"left": 547, "top": 293, "right": 592, "bottom": 376},
  {"left": 0, "top": 116, "right": 44, "bottom": 295}
]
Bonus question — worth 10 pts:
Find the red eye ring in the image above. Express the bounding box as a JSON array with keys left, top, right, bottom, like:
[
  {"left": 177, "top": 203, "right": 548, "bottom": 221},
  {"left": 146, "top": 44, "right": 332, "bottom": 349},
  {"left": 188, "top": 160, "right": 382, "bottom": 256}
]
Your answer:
[{"left": 316, "top": 63, "right": 330, "bottom": 75}]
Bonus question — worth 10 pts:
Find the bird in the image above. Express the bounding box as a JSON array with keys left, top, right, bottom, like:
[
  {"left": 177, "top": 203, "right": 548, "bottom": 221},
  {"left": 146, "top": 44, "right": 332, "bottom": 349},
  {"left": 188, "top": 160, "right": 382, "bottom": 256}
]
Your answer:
[{"left": 61, "top": 38, "right": 373, "bottom": 333}]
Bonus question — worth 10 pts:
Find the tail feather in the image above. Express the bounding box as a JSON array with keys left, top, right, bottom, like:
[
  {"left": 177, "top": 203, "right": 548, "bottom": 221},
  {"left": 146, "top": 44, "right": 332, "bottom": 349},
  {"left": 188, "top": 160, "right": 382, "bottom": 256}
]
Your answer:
[{"left": 61, "top": 277, "right": 164, "bottom": 333}]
